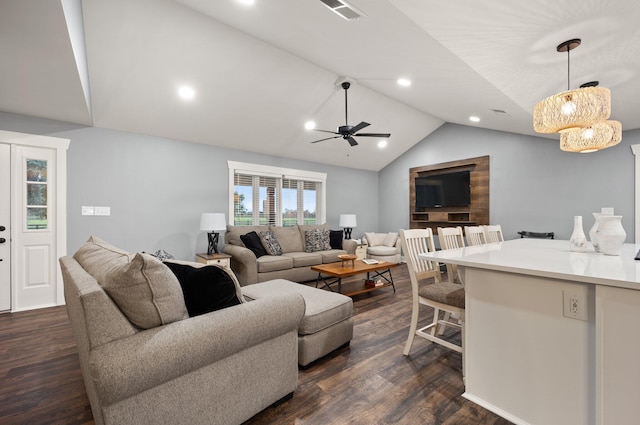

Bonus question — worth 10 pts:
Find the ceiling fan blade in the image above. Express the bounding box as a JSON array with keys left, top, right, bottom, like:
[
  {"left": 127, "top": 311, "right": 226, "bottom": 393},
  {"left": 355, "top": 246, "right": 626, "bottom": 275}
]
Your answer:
[
  {"left": 353, "top": 132, "right": 391, "bottom": 138},
  {"left": 349, "top": 121, "right": 370, "bottom": 134},
  {"left": 346, "top": 136, "right": 358, "bottom": 147},
  {"left": 314, "top": 128, "right": 340, "bottom": 135},
  {"left": 311, "top": 136, "right": 341, "bottom": 143}
]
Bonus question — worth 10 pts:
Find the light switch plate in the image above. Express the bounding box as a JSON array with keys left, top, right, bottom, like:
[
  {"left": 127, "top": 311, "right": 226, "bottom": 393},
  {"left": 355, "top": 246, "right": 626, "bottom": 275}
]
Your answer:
[
  {"left": 81, "top": 206, "right": 94, "bottom": 216},
  {"left": 94, "top": 206, "right": 111, "bottom": 216}
]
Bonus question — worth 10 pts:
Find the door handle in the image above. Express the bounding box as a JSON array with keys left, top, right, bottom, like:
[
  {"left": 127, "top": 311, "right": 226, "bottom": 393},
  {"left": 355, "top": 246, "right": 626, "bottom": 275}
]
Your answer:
[
  {"left": 0, "top": 238, "right": 5, "bottom": 243},
  {"left": 0, "top": 226, "right": 5, "bottom": 231}
]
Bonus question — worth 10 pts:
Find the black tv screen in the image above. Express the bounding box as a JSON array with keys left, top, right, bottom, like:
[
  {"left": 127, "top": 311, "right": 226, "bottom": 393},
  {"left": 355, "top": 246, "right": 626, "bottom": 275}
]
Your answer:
[{"left": 415, "top": 170, "right": 471, "bottom": 208}]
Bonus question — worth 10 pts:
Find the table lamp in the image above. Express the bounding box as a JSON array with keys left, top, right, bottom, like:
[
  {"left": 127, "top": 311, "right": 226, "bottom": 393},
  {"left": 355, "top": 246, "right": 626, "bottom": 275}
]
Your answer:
[
  {"left": 339, "top": 214, "right": 357, "bottom": 240},
  {"left": 200, "top": 213, "right": 226, "bottom": 255}
]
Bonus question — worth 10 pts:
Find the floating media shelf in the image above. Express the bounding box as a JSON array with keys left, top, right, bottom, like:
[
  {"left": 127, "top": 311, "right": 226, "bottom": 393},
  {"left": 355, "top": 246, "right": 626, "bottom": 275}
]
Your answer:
[{"left": 409, "top": 156, "right": 489, "bottom": 231}]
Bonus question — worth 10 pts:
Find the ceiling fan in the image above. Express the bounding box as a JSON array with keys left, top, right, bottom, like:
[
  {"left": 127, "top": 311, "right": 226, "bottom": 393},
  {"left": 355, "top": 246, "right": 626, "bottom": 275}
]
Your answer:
[{"left": 310, "top": 82, "right": 391, "bottom": 147}]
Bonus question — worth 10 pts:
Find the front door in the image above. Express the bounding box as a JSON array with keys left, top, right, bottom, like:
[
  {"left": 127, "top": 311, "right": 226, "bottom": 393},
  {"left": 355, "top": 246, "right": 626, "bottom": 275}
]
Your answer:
[{"left": 0, "top": 144, "right": 10, "bottom": 311}]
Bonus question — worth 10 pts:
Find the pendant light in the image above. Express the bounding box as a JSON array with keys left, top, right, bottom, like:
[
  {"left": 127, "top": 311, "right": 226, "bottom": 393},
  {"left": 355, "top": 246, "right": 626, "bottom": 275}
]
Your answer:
[{"left": 533, "top": 39, "right": 611, "bottom": 134}]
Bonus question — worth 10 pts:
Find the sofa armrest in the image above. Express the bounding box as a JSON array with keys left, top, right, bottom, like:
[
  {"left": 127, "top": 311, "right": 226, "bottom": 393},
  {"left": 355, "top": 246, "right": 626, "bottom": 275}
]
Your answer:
[
  {"left": 342, "top": 238, "right": 357, "bottom": 254},
  {"left": 89, "top": 293, "right": 305, "bottom": 407},
  {"left": 223, "top": 244, "right": 258, "bottom": 285}
]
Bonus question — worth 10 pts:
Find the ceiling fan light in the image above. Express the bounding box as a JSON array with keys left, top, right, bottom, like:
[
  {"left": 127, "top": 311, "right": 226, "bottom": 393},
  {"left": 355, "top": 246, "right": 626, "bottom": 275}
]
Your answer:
[
  {"left": 533, "top": 87, "right": 611, "bottom": 133},
  {"left": 559, "top": 120, "right": 622, "bottom": 153}
]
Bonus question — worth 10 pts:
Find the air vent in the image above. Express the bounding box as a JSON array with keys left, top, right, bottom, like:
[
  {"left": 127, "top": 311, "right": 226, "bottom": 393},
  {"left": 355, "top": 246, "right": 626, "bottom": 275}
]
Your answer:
[
  {"left": 491, "top": 108, "right": 512, "bottom": 117},
  {"left": 319, "top": 0, "right": 367, "bottom": 21}
]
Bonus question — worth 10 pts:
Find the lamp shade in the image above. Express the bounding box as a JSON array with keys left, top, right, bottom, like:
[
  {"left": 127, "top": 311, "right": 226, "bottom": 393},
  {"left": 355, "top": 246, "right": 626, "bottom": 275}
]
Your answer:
[
  {"left": 533, "top": 86, "right": 611, "bottom": 134},
  {"left": 200, "top": 213, "right": 226, "bottom": 231},
  {"left": 559, "top": 120, "right": 622, "bottom": 153},
  {"left": 339, "top": 214, "right": 357, "bottom": 228}
]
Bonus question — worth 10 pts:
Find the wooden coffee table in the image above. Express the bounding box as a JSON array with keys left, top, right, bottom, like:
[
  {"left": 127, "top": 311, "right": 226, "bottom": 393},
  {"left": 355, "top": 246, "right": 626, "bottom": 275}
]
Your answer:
[{"left": 311, "top": 260, "right": 398, "bottom": 296}]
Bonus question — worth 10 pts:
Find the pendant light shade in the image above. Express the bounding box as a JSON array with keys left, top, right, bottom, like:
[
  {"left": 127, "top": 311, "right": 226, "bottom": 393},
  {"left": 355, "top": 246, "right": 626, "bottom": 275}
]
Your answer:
[
  {"left": 559, "top": 120, "right": 622, "bottom": 153},
  {"left": 533, "top": 38, "right": 621, "bottom": 153},
  {"left": 533, "top": 86, "right": 611, "bottom": 133}
]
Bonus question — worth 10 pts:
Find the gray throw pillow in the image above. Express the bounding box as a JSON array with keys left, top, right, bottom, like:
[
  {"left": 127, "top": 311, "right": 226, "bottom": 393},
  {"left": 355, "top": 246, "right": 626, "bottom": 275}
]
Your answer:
[
  {"left": 259, "top": 230, "right": 283, "bottom": 256},
  {"left": 101, "top": 253, "right": 189, "bottom": 329}
]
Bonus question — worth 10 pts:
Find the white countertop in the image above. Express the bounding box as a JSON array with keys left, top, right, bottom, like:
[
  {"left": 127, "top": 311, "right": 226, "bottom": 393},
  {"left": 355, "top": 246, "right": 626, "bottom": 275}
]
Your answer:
[{"left": 419, "top": 238, "right": 640, "bottom": 290}]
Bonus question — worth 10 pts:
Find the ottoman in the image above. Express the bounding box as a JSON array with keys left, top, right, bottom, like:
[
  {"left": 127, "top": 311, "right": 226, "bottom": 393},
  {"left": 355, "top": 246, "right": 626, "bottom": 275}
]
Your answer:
[{"left": 242, "top": 279, "right": 354, "bottom": 367}]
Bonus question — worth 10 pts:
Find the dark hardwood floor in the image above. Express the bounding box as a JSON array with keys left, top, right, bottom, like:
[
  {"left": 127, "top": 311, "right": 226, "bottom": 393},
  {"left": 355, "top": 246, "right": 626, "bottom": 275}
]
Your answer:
[{"left": 0, "top": 264, "right": 513, "bottom": 425}]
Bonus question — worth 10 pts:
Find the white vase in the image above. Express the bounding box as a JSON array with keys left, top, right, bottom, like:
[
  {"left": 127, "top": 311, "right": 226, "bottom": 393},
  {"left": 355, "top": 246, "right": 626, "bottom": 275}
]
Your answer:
[
  {"left": 597, "top": 215, "right": 626, "bottom": 256},
  {"left": 589, "top": 208, "right": 614, "bottom": 253},
  {"left": 569, "top": 215, "right": 588, "bottom": 253}
]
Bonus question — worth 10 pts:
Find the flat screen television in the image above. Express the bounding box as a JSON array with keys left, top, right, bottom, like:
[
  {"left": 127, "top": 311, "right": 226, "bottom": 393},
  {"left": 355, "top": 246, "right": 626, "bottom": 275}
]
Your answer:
[{"left": 415, "top": 170, "right": 471, "bottom": 208}]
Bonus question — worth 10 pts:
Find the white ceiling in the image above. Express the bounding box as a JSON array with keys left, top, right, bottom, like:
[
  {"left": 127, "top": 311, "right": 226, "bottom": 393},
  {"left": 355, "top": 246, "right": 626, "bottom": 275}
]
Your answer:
[{"left": 1, "top": 0, "right": 639, "bottom": 171}]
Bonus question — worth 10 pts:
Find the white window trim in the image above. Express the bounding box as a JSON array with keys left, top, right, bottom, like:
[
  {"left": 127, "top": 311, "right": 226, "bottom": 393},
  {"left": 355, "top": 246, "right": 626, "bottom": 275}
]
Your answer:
[{"left": 227, "top": 160, "right": 326, "bottom": 225}]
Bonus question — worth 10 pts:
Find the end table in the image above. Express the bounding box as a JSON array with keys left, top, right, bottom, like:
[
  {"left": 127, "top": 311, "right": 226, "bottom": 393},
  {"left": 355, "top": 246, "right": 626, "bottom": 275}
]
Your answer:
[{"left": 196, "top": 253, "right": 231, "bottom": 268}]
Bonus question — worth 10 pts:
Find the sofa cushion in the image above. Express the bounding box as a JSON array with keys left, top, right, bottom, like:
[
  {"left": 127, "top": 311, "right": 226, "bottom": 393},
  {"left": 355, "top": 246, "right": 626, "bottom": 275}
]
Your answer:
[
  {"left": 304, "top": 228, "right": 331, "bottom": 252},
  {"left": 365, "top": 232, "right": 387, "bottom": 247},
  {"left": 383, "top": 232, "right": 399, "bottom": 247},
  {"left": 259, "top": 230, "right": 283, "bottom": 256},
  {"left": 270, "top": 226, "right": 303, "bottom": 253},
  {"left": 241, "top": 279, "right": 353, "bottom": 335},
  {"left": 101, "top": 253, "right": 189, "bottom": 329},
  {"left": 257, "top": 255, "right": 294, "bottom": 273},
  {"left": 225, "top": 225, "right": 269, "bottom": 247},
  {"left": 73, "top": 235, "right": 131, "bottom": 284},
  {"left": 282, "top": 252, "right": 322, "bottom": 267},
  {"left": 329, "top": 230, "right": 343, "bottom": 250},
  {"left": 163, "top": 260, "right": 244, "bottom": 317},
  {"left": 367, "top": 245, "right": 398, "bottom": 256},
  {"left": 240, "top": 231, "right": 268, "bottom": 258}
]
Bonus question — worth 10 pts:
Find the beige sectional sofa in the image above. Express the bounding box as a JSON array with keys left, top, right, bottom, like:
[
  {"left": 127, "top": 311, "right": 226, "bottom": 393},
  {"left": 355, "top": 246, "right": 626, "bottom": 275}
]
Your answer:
[
  {"left": 60, "top": 236, "right": 305, "bottom": 425},
  {"left": 224, "top": 224, "right": 357, "bottom": 285}
]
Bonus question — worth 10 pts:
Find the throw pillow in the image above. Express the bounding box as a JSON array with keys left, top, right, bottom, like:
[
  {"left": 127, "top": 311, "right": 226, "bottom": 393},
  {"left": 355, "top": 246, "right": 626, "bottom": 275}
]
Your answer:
[
  {"left": 259, "top": 230, "right": 283, "bottom": 256},
  {"left": 329, "top": 230, "right": 343, "bottom": 250},
  {"left": 305, "top": 228, "right": 331, "bottom": 252},
  {"left": 382, "top": 232, "right": 399, "bottom": 247},
  {"left": 149, "top": 249, "right": 175, "bottom": 261},
  {"left": 163, "top": 260, "right": 244, "bottom": 317},
  {"left": 365, "top": 232, "right": 386, "bottom": 247},
  {"left": 101, "top": 253, "right": 189, "bottom": 329},
  {"left": 240, "top": 231, "right": 268, "bottom": 258}
]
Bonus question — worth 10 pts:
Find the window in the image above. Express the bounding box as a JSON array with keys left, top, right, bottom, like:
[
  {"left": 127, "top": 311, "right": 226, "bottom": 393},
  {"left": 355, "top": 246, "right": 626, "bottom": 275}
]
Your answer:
[
  {"left": 25, "top": 158, "right": 48, "bottom": 230},
  {"left": 228, "top": 161, "right": 326, "bottom": 226}
]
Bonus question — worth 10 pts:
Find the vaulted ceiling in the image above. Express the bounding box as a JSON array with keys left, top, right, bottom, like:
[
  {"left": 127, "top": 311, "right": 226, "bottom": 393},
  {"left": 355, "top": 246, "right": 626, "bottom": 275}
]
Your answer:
[{"left": 2, "top": 0, "right": 639, "bottom": 170}]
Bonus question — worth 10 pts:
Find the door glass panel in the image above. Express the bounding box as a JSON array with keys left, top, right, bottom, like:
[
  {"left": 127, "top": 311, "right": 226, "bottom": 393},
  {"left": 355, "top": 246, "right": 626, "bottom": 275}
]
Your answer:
[
  {"left": 25, "top": 159, "right": 48, "bottom": 230},
  {"left": 27, "top": 208, "right": 47, "bottom": 230},
  {"left": 26, "top": 159, "right": 47, "bottom": 182}
]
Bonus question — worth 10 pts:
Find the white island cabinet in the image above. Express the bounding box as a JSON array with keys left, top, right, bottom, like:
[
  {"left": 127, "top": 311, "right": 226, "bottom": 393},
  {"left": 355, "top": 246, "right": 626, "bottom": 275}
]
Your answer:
[{"left": 420, "top": 238, "right": 640, "bottom": 425}]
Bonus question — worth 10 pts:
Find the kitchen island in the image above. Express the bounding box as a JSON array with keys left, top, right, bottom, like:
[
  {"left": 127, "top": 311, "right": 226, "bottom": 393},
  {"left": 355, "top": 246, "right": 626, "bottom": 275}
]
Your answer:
[{"left": 420, "top": 238, "right": 640, "bottom": 425}]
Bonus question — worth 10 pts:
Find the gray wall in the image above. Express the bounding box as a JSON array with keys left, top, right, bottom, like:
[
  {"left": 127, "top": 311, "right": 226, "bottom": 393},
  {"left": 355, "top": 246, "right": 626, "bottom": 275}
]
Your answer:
[
  {"left": 379, "top": 123, "right": 639, "bottom": 241},
  {"left": 3, "top": 111, "right": 638, "bottom": 256},
  {"left": 0, "top": 112, "right": 378, "bottom": 259}
]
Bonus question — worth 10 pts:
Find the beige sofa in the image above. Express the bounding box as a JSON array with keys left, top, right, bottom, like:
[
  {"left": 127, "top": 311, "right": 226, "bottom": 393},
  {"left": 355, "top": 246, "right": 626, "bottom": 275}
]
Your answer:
[
  {"left": 60, "top": 237, "right": 305, "bottom": 425},
  {"left": 224, "top": 224, "right": 357, "bottom": 285}
]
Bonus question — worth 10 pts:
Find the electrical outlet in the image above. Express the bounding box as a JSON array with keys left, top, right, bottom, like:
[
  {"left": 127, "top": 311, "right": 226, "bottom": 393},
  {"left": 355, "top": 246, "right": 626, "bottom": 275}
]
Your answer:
[
  {"left": 81, "top": 206, "right": 94, "bottom": 216},
  {"left": 563, "top": 290, "right": 588, "bottom": 321}
]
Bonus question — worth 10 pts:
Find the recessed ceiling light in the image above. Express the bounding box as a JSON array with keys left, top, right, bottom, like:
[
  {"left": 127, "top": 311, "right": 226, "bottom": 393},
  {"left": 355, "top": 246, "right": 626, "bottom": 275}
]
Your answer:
[
  {"left": 378, "top": 140, "right": 388, "bottom": 148},
  {"left": 178, "top": 85, "right": 195, "bottom": 101},
  {"left": 237, "top": 0, "right": 255, "bottom": 6},
  {"left": 397, "top": 78, "right": 411, "bottom": 87},
  {"left": 469, "top": 116, "right": 480, "bottom": 123},
  {"left": 304, "top": 121, "right": 316, "bottom": 130}
]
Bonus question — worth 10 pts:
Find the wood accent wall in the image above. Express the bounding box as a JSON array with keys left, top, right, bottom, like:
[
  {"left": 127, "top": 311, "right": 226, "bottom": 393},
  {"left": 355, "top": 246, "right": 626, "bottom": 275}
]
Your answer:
[{"left": 409, "top": 156, "right": 489, "bottom": 230}]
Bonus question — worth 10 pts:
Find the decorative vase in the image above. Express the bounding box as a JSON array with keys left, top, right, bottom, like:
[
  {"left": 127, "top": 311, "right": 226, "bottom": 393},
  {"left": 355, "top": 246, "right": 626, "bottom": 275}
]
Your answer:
[
  {"left": 589, "top": 208, "right": 614, "bottom": 253},
  {"left": 569, "top": 216, "right": 588, "bottom": 253},
  {"left": 597, "top": 215, "right": 626, "bottom": 256}
]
